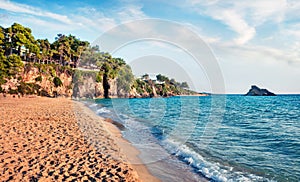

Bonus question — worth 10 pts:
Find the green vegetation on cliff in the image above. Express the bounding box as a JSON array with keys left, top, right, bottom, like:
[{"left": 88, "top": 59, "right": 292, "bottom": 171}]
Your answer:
[
  {"left": 0, "top": 23, "right": 85, "bottom": 96},
  {"left": 133, "top": 74, "right": 197, "bottom": 97},
  {"left": 1, "top": 23, "right": 89, "bottom": 67},
  {"left": 79, "top": 45, "right": 133, "bottom": 98},
  {"left": 0, "top": 22, "right": 201, "bottom": 98},
  {"left": 80, "top": 46, "right": 197, "bottom": 98}
]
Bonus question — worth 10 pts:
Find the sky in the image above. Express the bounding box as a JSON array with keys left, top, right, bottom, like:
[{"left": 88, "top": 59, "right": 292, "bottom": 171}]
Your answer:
[{"left": 0, "top": 0, "right": 299, "bottom": 94}]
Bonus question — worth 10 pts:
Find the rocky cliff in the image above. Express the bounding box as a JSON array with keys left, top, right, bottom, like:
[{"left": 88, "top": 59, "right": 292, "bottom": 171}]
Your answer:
[
  {"left": 0, "top": 64, "right": 134, "bottom": 99},
  {"left": 72, "top": 70, "right": 134, "bottom": 99},
  {"left": 245, "top": 85, "right": 276, "bottom": 96},
  {"left": 1, "top": 63, "right": 73, "bottom": 97},
  {"left": 72, "top": 70, "right": 101, "bottom": 99},
  {"left": 1, "top": 63, "right": 201, "bottom": 99}
]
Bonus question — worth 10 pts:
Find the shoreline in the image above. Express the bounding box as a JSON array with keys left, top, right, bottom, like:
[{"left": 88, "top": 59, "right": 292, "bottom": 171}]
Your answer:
[
  {"left": 89, "top": 98, "right": 208, "bottom": 182},
  {"left": 73, "top": 101, "right": 160, "bottom": 182},
  {"left": 102, "top": 119, "right": 160, "bottom": 182},
  {"left": 0, "top": 96, "right": 157, "bottom": 181}
]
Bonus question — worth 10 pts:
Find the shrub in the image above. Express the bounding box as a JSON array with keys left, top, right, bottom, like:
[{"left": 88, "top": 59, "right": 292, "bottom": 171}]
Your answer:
[
  {"left": 35, "top": 75, "right": 42, "bottom": 82},
  {"left": 0, "top": 77, "right": 7, "bottom": 85},
  {"left": 73, "top": 70, "right": 83, "bottom": 83},
  {"left": 136, "top": 87, "right": 144, "bottom": 94},
  {"left": 38, "top": 89, "right": 50, "bottom": 97},
  {"left": 96, "top": 72, "right": 102, "bottom": 83},
  {"left": 53, "top": 77, "right": 63, "bottom": 87},
  {"left": 49, "top": 66, "right": 56, "bottom": 77},
  {"left": 39, "top": 64, "right": 47, "bottom": 74},
  {"left": 8, "top": 88, "right": 17, "bottom": 95},
  {"left": 7, "top": 54, "right": 23, "bottom": 76}
]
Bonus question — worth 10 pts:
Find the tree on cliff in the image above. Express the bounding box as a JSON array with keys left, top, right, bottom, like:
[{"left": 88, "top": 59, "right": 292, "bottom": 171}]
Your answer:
[
  {"left": 51, "top": 34, "right": 89, "bottom": 67},
  {"left": 0, "top": 27, "right": 5, "bottom": 84},
  {"left": 0, "top": 53, "right": 6, "bottom": 85},
  {"left": 142, "top": 74, "right": 149, "bottom": 80},
  {"left": 180, "top": 82, "right": 189, "bottom": 89},
  {"left": 70, "top": 36, "right": 89, "bottom": 67},
  {"left": 0, "top": 23, "right": 89, "bottom": 68},
  {"left": 37, "top": 39, "right": 51, "bottom": 63},
  {"left": 98, "top": 55, "right": 126, "bottom": 98},
  {"left": 2, "top": 54, "right": 24, "bottom": 76},
  {"left": 53, "top": 76, "right": 63, "bottom": 87},
  {"left": 52, "top": 34, "right": 70, "bottom": 65},
  {"left": 4, "top": 23, "right": 39, "bottom": 57},
  {"left": 132, "top": 73, "right": 196, "bottom": 97},
  {"left": 79, "top": 45, "right": 102, "bottom": 68},
  {"left": 7, "top": 54, "right": 24, "bottom": 76},
  {"left": 117, "top": 65, "right": 135, "bottom": 95},
  {"left": 0, "top": 27, "right": 4, "bottom": 49},
  {"left": 156, "top": 74, "right": 169, "bottom": 83}
]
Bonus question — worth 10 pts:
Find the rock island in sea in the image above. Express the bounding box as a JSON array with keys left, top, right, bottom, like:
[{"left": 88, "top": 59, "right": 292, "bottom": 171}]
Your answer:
[{"left": 245, "top": 85, "right": 276, "bottom": 96}]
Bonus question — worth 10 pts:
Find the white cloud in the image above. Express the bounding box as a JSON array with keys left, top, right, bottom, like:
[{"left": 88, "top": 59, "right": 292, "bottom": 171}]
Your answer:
[
  {"left": 70, "top": 5, "right": 148, "bottom": 39},
  {"left": 285, "top": 0, "right": 300, "bottom": 19},
  {"left": 77, "top": 5, "right": 148, "bottom": 23},
  {"left": 0, "top": 14, "right": 82, "bottom": 42},
  {"left": 0, "top": 0, "right": 148, "bottom": 35},
  {"left": 184, "top": 23, "right": 220, "bottom": 43},
  {"left": 182, "top": 0, "right": 300, "bottom": 65},
  {"left": 0, "top": 0, "right": 72, "bottom": 24},
  {"left": 0, "top": 1, "right": 149, "bottom": 42},
  {"left": 210, "top": 9, "right": 256, "bottom": 45},
  {"left": 234, "top": 0, "right": 286, "bottom": 25},
  {"left": 117, "top": 5, "right": 148, "bottom": 22},
  {"left": 184, "top": 0, "right": 288, "bottom": 44},
  {"left": 212, "top": 41, "right": 300, "bottom": 66},
  {"left": 71, "top": 8, "right": 117, "bottom": 33},
  {"left": 280, "top": 22, "right": 300, "bottom": 40}
]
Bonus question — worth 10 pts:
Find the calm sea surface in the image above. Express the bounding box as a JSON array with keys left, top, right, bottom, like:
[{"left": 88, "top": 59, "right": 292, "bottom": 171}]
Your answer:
[{"left": 86, "top": 95, "right": 300, "bottom": 181}]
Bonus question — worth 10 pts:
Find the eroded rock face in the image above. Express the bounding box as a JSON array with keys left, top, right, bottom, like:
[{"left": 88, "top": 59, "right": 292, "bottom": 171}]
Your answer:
[
  {"left": 1, "top": 65, "right": 198, "bottom": 99},
  {"left": 1, "top": 65, "right": 73, "bottom": 97},
  {"left": 107, "top": 78, "right": 118, "bottom": 98},
  {"left": 245, "top": 85, "right": 276, "bottom": 96},
  {"left": 22, "top": 67, "right": 39, "bottom": 83},
  {"left": 71, "top": 70, "right": 118, "bottom": 99},
  {"left": 72, "top": 75, "right": 102, "bottom": 99}
]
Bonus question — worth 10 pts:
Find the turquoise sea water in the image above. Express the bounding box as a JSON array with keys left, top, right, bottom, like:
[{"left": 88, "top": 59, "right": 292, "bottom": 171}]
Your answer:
[{"left": 86, "top": 95, "right": 300, "bottom": 181}]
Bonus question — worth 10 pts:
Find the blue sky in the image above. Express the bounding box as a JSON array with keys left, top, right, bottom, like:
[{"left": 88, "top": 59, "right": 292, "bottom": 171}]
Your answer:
[{"left": 0, "top": 0, "right": 299, "bottom": 93}]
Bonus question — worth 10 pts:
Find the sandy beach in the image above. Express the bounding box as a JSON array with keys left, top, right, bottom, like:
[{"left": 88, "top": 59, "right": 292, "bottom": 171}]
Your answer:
[{"left": 0, "top": 96, "right": 159, "bottom": 181}]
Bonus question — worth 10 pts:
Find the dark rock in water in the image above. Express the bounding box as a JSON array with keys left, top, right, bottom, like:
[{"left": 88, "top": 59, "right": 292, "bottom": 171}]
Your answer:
[{"left": 245, "top": 85, "right": 276, "bottom": 96}]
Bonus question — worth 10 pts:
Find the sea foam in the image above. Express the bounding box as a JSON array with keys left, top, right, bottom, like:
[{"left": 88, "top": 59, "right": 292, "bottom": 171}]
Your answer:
[{"left": 161, "top": 138, "right": 267, "bottom": 182}]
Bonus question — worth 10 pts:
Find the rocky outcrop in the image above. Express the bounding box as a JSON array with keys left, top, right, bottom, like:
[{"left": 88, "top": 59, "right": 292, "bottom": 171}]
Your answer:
[
  {"left": 72, "top": 71, "right": 103, "bottom": 99},
  {"left": 72, "top": 71, "right": 125, "bottom": 99},
  {"left": 1, "top": 63, "right": 202, "bottom": 99},
  {"left": 1, "top": 64, "right": 73, "bottom": 97},
  {"left": 71, "top": 69, "right": 129, "bottom": 99},
  {"left": 107, "top": 78, "right": 118, "bottom": 98},
  {"left": 245, "top": 85, "right": 276, "bottom": 96}
]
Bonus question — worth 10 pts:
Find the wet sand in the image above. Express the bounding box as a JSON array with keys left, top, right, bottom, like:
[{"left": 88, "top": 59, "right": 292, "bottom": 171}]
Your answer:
[{"left": 0, "top": 96, "right": 159, "bottom": 181}]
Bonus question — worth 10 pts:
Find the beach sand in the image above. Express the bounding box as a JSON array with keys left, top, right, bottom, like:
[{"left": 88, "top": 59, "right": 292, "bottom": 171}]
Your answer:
[{"left": 0, "top": 96, "right": 159, "bottom": 181}]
